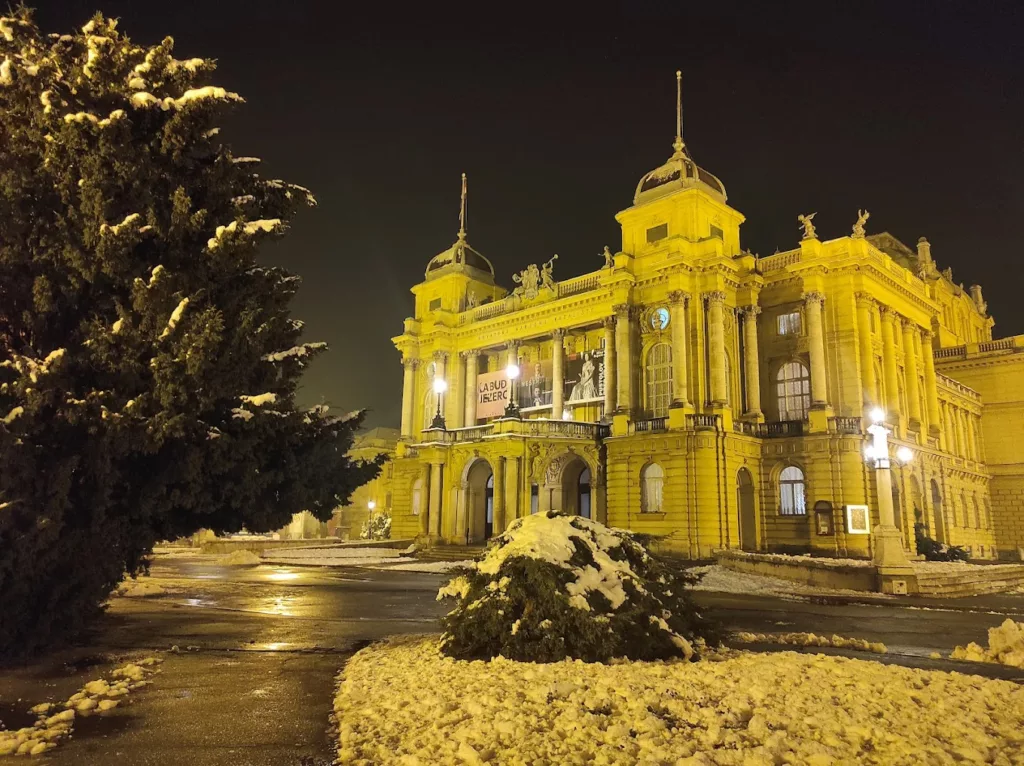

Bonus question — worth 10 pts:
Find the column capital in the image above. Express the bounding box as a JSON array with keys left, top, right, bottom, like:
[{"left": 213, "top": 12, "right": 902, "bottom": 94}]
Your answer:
[
  {"left": 741, "top": 304, "right": 762, "bottom": 318},
  {"left": 505, "top": 339, "right": 519, "bottom": 350},
  {"left": 460, "top": 349, "right": 480, "bottom": 360},
  {"left": 855, "top": 291, "right": 876, "bottom": 308},
  {"left": 552, "top": 327, "right": 565, "bottom": 341},
  {"left": 803, "top": 290, "right": 826, "bottom": 307},
  {"left": 667, "top": 290, "right": 690, "bottom": 307},
  {"left": 704, "top": 290, "right": 727, "bottom": 306},
  {"left": 613, "top": 303, "right": 632, "bottom": 319},
  {"left": 603, "top": 315, "right": 616, "bottom": 330},
  {"left": 403, "top": 357, "right": 419, "bottom": 370},
  {"left": 878, "top": 304, "right": 897, "bottom": 321},
  {"left": 432, "top": 350, "right": 449, "bottom": 363},
  {"left": 922, "top": 328, "right": 934, "bottom": 340}
]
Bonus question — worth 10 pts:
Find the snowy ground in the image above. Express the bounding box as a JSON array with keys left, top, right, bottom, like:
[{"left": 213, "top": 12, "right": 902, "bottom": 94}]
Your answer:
[
  {"left": 334, "top": 636, "right": 1024, "bottom": 765},
  {"left": 261, "top": 546, "right": 413, "bottom": 567},
  {"left": 366, "top": 560, "right": 473, "bottom": 573},
  {"left": 690, "top": 564, "right": 892, "bottom": 601}
]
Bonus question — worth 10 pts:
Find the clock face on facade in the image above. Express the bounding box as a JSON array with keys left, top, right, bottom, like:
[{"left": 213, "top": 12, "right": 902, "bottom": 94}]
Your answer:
[{"left": 651, "top": 307, "right": 670, "bottom": 331}]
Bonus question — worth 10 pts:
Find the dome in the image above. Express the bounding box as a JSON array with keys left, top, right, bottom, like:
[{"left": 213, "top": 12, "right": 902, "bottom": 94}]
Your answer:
[
  {"left": 425, "top": 236, "right": 495, "bottom": 282},
  {"left": 634, "top": 141, "right": 727, "bottom": 205}
]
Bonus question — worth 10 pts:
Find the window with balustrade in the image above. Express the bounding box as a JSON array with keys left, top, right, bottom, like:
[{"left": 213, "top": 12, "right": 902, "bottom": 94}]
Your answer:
[
  {"left": 641, "top": 463, "right": 665, "bottom": 513},
  {"left": 644, "top": 342, "right": 673, "bottom": 417},
  {"left": 776, "top": 361, "right": 811, "bottom": 421},
  {"left": 778, "top": 465, "right": 806, "bottom": 516}
]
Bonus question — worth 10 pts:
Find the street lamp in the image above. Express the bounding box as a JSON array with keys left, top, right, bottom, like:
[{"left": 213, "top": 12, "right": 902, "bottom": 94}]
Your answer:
[
  {"left": 367, "top": 500, "right": 376, "bottom": 512},
  {"left": 865, "top": 409, "right": 913, "bottom": 579},
  {"left": 504, "top": 359, "right": 521, "bottom": 418},
  {"left": 430, "top": 377, "right": 448, "bottom": 430}
]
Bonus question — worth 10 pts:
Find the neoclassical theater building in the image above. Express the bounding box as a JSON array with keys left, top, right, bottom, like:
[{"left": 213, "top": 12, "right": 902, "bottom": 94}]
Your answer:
[{"left": 379, "top": 85, "right": 1024, "bottom": 560}]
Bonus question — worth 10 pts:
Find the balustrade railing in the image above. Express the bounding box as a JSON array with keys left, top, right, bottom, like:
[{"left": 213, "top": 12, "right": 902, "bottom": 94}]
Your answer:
[
  {"left": 686, "top": 413, "right": 722, "bottom": 431},
  {"left": 557, "top": 274, "right": 602, "bottom": 298},
  {"left": 758, "top": 250, "right": 801, "bottom": 272},
  {"left": 633, "top": 417, "right": 668, "bottom": 433},
  {"left": 763, "top": 420, "right": 804, "bottom": 438},
  {"left": 829, "top": 416, "right": 863, "bottom": 435},
  {"left": 449, "top": 425, "right": 495, "bottom": 443}
]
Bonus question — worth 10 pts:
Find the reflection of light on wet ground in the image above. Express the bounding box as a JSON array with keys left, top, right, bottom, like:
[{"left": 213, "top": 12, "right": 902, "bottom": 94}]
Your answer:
[
  {"left": 195, "top": 574, "right": 223, "bottom": 580},
  {"left": 266, "top": 569, "right": 300, "bottom": 582},
  {"left": 256, "top": 642, "right": 290, "bottom": 651},
  {"left": 264, "top": 596, "right": 294, "bottom": 617}
]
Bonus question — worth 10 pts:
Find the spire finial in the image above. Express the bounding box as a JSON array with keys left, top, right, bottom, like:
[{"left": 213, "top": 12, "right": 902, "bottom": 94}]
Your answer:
[
  {"left": 673, "top": 70, "right": 684, "bottom": 154},
  {"left": 457, "top": 172, "right": 467, "bottom": 242}
]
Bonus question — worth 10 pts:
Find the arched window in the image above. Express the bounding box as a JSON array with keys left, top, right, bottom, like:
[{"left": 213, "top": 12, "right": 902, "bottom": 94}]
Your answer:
[
  {"left": 779, "top": 465, "right": 806, "bottom": 516},
  {"left": 641, "top": 463, "right": 665, "bottom": 513},
  {"left": 973, "top": 496, "right": 982, "bottom": 529},
  {"left": 578, "top": 467, "right": 592, "bottom": 519},
  {"left": 423, "top": 388, "right": 438, "bottom": 431},
  {"left": 776, "top": 361, "right": 811, "bottom": 421},
  {"left": 411, "top": 478, "right": 423, "bottom": 516},
  {"left": 645, "top": 343, "right": 673, "bottom": 417}
]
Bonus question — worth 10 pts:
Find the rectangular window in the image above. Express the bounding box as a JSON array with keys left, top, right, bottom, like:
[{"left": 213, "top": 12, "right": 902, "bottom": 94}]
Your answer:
[
  {"left": 428, "top": 298, "right": 442, "bottom": 311},
  {"left": 777, "top": 311, "right": 801, "bottom": 336},
  {"left": 385, "top": 492, "right": 392, "bottom": 509},
  {"left": 646, "top": 223, "right": 668, "bottom": 243},
  {"left": 709, "top": 225, "right": 723, "bottom": 240}
]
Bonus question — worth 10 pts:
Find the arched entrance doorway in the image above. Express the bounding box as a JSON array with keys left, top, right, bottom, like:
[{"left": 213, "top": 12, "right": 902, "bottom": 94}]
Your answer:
[
  {"left": 559, "top": 456, "right": 591, "bottom": 517},
  {"left": 930, "top": 479, "right": 945, "bottom": 543},
  {"left": 464, "top": 459, "right": 494, "bottom": 544},
  {"left": 736, "top": 468, "right": 756, "bottom": 551}
]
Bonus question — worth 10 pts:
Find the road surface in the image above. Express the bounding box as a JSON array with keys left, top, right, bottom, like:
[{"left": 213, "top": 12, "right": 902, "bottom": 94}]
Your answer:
[{"left": 0, "top": 555, "right": 1020, "bottom": 765}]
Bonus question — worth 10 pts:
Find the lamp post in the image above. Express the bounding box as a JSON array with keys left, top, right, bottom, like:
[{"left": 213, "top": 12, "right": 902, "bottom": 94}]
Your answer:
[
  {"left": 430, "top": 377, "right": 448, "bottom": 430},
  {"left": 504, "top": 359, "right": 521, "bottom": 418},
  {"left": 865, "top": 407, "right": 914, "bottom": 582}
]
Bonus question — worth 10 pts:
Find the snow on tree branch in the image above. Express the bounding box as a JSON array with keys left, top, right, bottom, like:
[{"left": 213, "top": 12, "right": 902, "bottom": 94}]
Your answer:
[
  {"left": 158, "top": 298, "right": 189, "bottom": 339},
  {"left": 206, "top": 219, "right": 283, "bottom": 251},
  {"left": 262, "top": 342, "right": 327, "bottom": 363}
]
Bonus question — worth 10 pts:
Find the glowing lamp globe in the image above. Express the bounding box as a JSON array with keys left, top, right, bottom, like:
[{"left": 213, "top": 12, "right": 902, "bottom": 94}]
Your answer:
[
  {"left": 869, "top": 407, "right": 886, "bottom": 425},
  {"left": 432, "top": 377, "right": 448, "bottom": 395},
  {"left": 368, "top": 500, "right": 376, "bottom": 511},
  {"left": 505, "top": 362, "right": 520, "bottom": 380},
  {"left": 896, "top": 446, "right": 914, "bottom": 464}
]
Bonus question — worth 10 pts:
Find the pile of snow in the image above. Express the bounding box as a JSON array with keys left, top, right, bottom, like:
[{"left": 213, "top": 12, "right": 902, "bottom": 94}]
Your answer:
[
  {"left": 370, "top": 560, "right": 474, "bottom": 573},
  {"left": 691, "top": 564, "right": 890, "bottom": 601},
  {"left": 437, "top": 512, "right": 720, "bottom": 662},
  {"left": 720, "top": 550, "right": 873, "bottom": 569},
  {"left": 0, "top": 657, "right": 161, "bottom": 756},
  {"left": 218, "top": 550, "right": 262, "bottom": 566},
  {"left": 951, "top": 619, "right": 1024, "bottom": 668},
  {"left": 113, "top": 579, "right": 165, "bottom": 598},
  {"left": 335, "top": 636, "right": 1024, "bottom": 765},
  {"left": 734, "top": 631, "right": 887, "bottom": 654}
]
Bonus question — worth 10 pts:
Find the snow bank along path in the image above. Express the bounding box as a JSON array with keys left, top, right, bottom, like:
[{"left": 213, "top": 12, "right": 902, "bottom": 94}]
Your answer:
[
  {"left": 952, "top": 619, "right": 1024, "bottom": 669},
  {"left": 0, "top": 658, "right": 162, "bottom": 756},
  {"left": 334, "top": 636, "right": 1024, "bottom": 765}
]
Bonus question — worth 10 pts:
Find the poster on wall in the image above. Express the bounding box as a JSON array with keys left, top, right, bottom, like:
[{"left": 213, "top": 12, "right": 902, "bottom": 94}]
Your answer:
[
  {"left": 563, "top": 349, "right": 605, "bottom": 404},
  {"left": 845, "top": 504, "right": 871, "bottom": 534},
  {"left": 517, "top": 359, "right": 553, "bottom": 410},
  {"left": 477, "top": 371, "right": 511, "bottom": 420}
]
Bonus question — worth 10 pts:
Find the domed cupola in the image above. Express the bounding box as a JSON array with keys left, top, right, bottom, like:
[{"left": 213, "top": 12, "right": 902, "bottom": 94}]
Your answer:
[
  {"left": 424, "top": 173, "right": 496, "bottom": 283},
  {"left": 633, "top": 72, "right": 727, "bottom": 205}
]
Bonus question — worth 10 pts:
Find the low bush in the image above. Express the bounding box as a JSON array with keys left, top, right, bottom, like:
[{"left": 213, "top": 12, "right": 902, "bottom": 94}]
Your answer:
[{"left": 437, "top": 512, "right": 721, "bottom": 663}]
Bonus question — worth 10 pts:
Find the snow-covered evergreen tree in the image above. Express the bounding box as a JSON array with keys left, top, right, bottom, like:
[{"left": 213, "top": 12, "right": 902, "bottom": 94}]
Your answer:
[{"left": 0, "top": 9, "right": 380, "bottom": 657}]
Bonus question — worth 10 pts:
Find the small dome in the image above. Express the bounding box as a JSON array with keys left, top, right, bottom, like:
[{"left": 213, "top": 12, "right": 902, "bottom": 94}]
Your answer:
[
  {"left": 634, "top": 143, "right": 726, "bottom": 205},
  {"left": 425, "top": 237, "right": 495, "bottom": 281}
]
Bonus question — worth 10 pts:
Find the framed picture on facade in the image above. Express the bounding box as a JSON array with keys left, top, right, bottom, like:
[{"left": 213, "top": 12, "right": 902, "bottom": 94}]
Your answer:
[
  {"left": 845, "top": 504, "right": 870, "bottom": 534},
  {"left": 563, "top": 349, "right": 605, "bottom": 404}
]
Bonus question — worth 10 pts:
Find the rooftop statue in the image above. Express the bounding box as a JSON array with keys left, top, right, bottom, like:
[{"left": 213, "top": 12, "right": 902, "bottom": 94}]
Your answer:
[
  {"left": 852, "top": 209, "right": 870, "bottom": 239},
  {"left": 512, "top": 263, "right": 541, "bottom": 299},
  {"left": 601, "top": 246, "right": 613, "bottom": 269},
  {"left": 797, "top": 212, "right": 818, "bottom": 240},
  {"left": 541, "top": 254, "right": 558, "bottom": 291}
]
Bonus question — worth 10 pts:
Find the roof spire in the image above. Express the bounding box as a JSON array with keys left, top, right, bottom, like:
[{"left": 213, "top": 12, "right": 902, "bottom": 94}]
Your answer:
[
  {"left": 673, "top": 70, "right": 684, "bottom": 155},
  {"left": 457, "top": 172, "right": 468, "bottom": 242}
]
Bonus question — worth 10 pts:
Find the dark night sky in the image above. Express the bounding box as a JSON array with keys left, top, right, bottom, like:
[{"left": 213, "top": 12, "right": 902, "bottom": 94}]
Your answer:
[{"left": 41, "top": 2, "right": 1024, "bottom": 428}]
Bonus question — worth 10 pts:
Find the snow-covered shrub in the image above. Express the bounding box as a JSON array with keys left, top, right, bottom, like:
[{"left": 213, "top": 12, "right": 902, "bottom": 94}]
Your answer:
[
  {"left": 914, "top": 515, "right": 969, "bottom": 561},
  {"left": 437, "top": 512, "right": 721, "bottom": 663},
  {"left": 359, "top": 512, "right": 391, "bottom": 540}
]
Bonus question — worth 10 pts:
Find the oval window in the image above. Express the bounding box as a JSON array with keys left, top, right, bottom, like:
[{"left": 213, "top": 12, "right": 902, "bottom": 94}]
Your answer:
[{"left": 651, "top": 307, "right": 670, "bottom": 331}]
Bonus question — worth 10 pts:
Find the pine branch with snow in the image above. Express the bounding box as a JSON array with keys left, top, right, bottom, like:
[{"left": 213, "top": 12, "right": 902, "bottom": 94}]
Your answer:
[{"left": 0, "top": 9, "right": 380, "bottom": 658}]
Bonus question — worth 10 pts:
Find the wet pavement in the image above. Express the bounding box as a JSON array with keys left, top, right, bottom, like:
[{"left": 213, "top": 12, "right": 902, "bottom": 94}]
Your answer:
[{"left": 0, "top": 554, "right": 1021, "bottom": 765}]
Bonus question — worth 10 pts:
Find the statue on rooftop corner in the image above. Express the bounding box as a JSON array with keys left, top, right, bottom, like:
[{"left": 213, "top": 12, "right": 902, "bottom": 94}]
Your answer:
[
  {"left": 601, "top": 246, "right": 613, "bottom": 269},
  {"left": 465, "top": 290, "right": 478, "bottom": 310},
  {"left": 852, "top": 209, "right": 870, "bottom": 239},
  {"left": 797, "top": 212, "right": 818, "bottom": 240},
  {"left": 512, "top": 263, "right": 541, "bottom": 299},
  {"left": 541, "top": 254, "right": 558, "bottom": 291}
]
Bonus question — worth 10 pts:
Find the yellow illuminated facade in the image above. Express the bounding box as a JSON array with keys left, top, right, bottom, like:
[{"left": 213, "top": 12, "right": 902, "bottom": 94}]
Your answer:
[{"left": 381, "top": 82, "right": 1023, "bottom": 561}]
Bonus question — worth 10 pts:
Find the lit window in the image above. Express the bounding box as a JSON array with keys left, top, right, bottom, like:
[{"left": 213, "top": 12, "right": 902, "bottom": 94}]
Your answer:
[
  {"left": 710, "top": 224, "right": 724, "bottom": 239},
  {"left": 650, "top": 307, "right": 670, "bottom": 331},
  {"left": 645, "top": 342, "right": 673, "bottom": 417},
  {"left": 776, "top": 361, "right": 811, "bottom": 421},
  {"left": 777, "top": 311, "right": 801, "bottom": 336},
  {"left": 411, "top": 478, "right": 423, "bottom": 516},
  {"left": 428, "top": 298, "right": 442, "bottom": 311},
  {"left": 779, "top": 466, "right": 806, "bottom": 516},
  {"left": 646, "top": 223, "right": 668, "bottom": 243},
  {"left": 641, "top": 463, "right": 665, "bottom": 513}
]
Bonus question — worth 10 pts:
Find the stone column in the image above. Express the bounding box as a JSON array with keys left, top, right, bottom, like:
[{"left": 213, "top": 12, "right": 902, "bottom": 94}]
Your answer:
[
  {"left": 879, "top": 307, "right": 901, "bottom": 419},
  {"left": 668, "top": 291, "right": 691, "bottom": 407},
  {"left": 706, "top": 291, "right": 727, "bottom": 406},
  {"left": 804, "top": 291, "right": 828, "bottom": 407},
  {"left": 418, "top": 464, "right": 430, "bottom": 537},
  {"left": 902, "top": 321, "right": 922, "bottom": 427},
  {"left": 463, "top": 351, "right": 479, "bottom": 426},
  {"left": 855, "top": 293, "right": 878, "bottom": 407},
  {"left": 449, "top": 354, "right": 464, "bottom": 430},
  {"left": 492, "top": 457, "right": 506, "bottom": 534},
  {"left": 614, "top": 304, "right": 633, "bottom": 412},
  {"left": 433, "top": 351, "right": 448, "bottom": 421},
  {"left": 503, "top": 457, "right": 519, "bottom": 528},
  {"left": 741, "top": 305, "right": 762, "bottom": 417},
  {"left": 965, "top": 413, "right": 978, "bottom": 461},
  {"left": 400, "top": 358, "right": 417, "bottom": 437},
  {"left": 551, "top": 329, "right": 565, "bottom": 418},
  {"left": 603, "top": 317, "right": 616, "bottom": 416},
  {"left": 922, "top": 330, "right": 942, "bottom": 436},
  {"left": 428, "top": 461, "right": 443, "bottom": 539}
]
